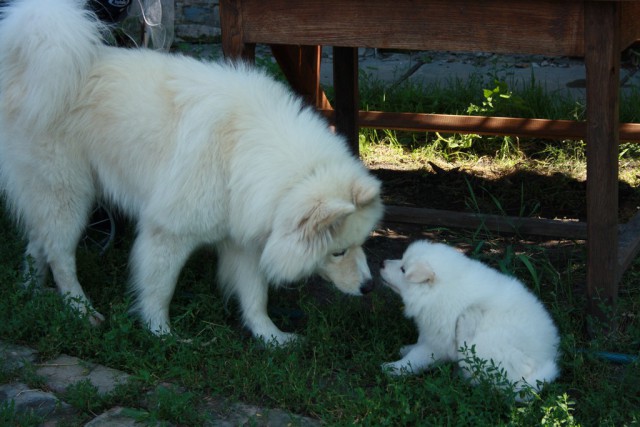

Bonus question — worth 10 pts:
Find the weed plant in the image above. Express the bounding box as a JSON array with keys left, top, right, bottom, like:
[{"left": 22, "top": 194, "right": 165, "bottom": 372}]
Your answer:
[{"left": 1, "top": 55, "right": 640, "bottom": 426}]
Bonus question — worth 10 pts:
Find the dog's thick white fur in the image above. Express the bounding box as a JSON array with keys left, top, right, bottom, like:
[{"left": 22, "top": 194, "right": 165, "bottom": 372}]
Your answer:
[
  {"left": 0, "top": 0, "right": 383, "bottom": 345},
  {"left": 380, "top": 240, "right": 560, "bottom": 397}
]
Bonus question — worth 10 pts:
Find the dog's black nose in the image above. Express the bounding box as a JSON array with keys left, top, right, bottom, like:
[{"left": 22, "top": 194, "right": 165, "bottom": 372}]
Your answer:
[{"left": 360, "top": 280, "right": 375, "bottom": 294}]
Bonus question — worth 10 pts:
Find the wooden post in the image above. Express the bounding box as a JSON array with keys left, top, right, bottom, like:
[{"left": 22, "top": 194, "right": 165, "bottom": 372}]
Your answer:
[
  {"left": 332, "top": 47, "right": 360, "bottom": 155},
  {"left": 270, "top": 45, "right": 332, "bottom": 110},
  {"left": 219, "top": 0, "right": 256, "bottom": 61},
  {"left": 584, "top": 1, "right": 621, "bottom": 322}
]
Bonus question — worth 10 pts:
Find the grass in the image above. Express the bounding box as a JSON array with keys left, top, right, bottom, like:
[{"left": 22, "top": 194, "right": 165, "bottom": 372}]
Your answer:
[{"left": 1, "top": 50, "right": 640, "bottom": 426}]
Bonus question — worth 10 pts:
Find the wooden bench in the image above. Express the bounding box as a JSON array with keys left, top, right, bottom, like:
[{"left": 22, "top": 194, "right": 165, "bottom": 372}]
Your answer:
[{"left": 219, "top": 0, "right": 640, "bottom": 321}]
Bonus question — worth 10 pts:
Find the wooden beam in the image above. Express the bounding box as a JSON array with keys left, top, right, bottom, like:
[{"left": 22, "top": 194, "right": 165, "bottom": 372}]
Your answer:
[
  {"left": 384, "top": 205, "right": 588, "bottom": 239},
  {"left": 319, "top": 110, "right": 640, "bottom": 142},
  {"left": 236, "top": 0, "right": 587, "bottom": 56}
]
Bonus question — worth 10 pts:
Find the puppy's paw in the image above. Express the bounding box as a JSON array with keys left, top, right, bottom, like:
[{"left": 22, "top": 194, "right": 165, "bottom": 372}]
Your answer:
[
  {"left": 399, "top": 344, "right": 416, "bottom": 357},
  {"left": 381, "top": 361, "right": 413, "bottom": 376}
]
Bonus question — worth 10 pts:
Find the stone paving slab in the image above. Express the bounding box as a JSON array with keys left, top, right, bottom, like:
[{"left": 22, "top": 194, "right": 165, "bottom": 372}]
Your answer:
[
  {"left": 84, "top": 407, "right": 148, "bottom": 427},
  {"left": 1, "top": 340, "right": 320, "bottom": 426},
  {"left": 0, "top": 382, "right": 74, "bottom": 418},
  {"left": 0, "top": 340, "right": 38, "bottom": 371},
  {"left": 36, "top": 354, "right": 130, "bottom": 395}
]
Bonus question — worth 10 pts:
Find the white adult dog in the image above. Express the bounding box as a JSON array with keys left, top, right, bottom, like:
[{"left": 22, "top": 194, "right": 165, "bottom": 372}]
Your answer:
[
  {"left": 0, "top": 0, "right": 383, "bottom": 345},
  {"left": 380, "top": 240, "right": 560, "bottom": 398}
]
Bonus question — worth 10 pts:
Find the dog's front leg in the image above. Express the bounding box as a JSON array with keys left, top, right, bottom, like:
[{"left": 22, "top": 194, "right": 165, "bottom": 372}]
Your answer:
[
  {"left": 236, "top": 276, "right": 298, "bottom": 346},
  {"left": 217, "top": 241, "right": 298, "bottom": 346}
]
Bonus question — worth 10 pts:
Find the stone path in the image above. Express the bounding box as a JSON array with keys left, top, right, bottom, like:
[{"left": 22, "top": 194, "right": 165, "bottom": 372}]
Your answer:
[
  {"left": 0, "top": 341, "right": 320, "bottom": 426},
  {"left": 185, "top": 43, "right": 640, "bottom": 100}
]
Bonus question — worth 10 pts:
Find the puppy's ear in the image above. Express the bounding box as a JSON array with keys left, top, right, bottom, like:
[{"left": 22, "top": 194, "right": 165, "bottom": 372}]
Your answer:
[
  {"left": 260, "top": 199, "right": 355, "bottom": 283},
  {"left": 405, "top": 261, "right": 436, "bottom": 285}
]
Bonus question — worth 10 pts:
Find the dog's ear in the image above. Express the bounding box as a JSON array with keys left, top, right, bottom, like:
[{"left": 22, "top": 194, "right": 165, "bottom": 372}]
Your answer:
[
  {"left": 260, "top": 199, "right": 355, "bottom": 283},
  {"left": 405, "top": 261, "right": 436, "bottom": 285},
  {"left": 352, "top": 175, "right": 381, "bottom": 207},
  {"left": 299, "top": 199, "right": 356, "bottom": 237}
]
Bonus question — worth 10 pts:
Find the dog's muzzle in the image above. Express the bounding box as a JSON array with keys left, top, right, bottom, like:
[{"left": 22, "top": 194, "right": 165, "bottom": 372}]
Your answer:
[{"left": 360, "top": 279, "right": 375, "bottom": 294}]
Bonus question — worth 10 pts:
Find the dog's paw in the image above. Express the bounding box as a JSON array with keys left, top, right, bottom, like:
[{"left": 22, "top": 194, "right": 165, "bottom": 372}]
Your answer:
[
  {"left": 147, "top": 320, "right": 172, "bottom": 336},
  {"left": 88, "top": 310, "right": 106, "bottom": 326},
  {"left": 65, "top": 296, "right": 105, "bottom": 327},
  {"left": 258, "top": 331, "right": 300, "bottom": 348}
]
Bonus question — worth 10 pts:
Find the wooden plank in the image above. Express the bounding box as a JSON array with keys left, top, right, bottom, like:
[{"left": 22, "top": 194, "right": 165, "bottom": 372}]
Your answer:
[
  {"left": 621, "top": 2, "right": 640, "bottom": 48},
  {"left": 584, "top": 2, "right": 621, "bottom": 312},
  {"left": 237, "top": 0, "right": 585, "bottom": 56},
  {"left": 319, "top": 110, "right": 640, "bottom": 142},
  {"left": 384, "top": 206, "right": 588, "bottom": 239}
]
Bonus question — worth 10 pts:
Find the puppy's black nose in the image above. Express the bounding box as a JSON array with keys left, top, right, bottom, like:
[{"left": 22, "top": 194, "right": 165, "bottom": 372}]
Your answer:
[{"left": 360, "top": 280, "right": 375, "bottom": 294}]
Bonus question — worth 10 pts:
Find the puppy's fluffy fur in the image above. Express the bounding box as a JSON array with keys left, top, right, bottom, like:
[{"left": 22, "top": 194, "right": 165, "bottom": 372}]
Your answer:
[
  {"left": 380, "top": 240, "right": 560, "bottom": 397},
  {"left": 0, "top": 0, "right": 383, "bottom": 345}
]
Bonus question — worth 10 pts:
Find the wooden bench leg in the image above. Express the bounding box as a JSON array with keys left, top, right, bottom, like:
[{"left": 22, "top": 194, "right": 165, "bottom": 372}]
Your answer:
[
  {"left": 584, "top": 1, "right": 621, "bottom": 323},
  {"left": 219, "top": 0, "right": 256, "bottom": 60},
  {"left": 332, "top": 47, "right": 360, "bottom": 155},
  {"left": 270, "top": 45, "right": 332, "bottom": 110}
]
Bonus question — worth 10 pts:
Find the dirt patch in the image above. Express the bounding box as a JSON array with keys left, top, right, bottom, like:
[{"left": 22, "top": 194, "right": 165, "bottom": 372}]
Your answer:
[
  {"left": 371, "top": 164, "right": 640, "bottom": 223},
  {"left": 358, "top": 145, "right": 640, "bottom": 288},
  {"left": 364, "top": 144, "right": 640, "bottom": 224}
]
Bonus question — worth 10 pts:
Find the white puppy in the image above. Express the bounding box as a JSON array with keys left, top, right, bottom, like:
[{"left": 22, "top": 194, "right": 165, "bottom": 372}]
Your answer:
[{"left": 380, "top": 240, "right": 560, "bottom": 398}]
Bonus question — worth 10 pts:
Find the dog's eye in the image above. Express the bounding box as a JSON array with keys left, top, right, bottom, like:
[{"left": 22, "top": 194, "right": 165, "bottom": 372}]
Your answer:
[
  {"left": 332, "top": 250, "right": 346, "bottom": 257},
  {"left": 401, "top": 266, "right": 406, "bottom": 274}
]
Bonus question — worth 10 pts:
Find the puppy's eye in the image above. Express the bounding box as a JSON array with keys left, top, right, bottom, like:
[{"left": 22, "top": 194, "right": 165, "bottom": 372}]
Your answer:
[
  {"left": 401, "top": 266, "right": 406, "bottom": 274},
  {"left": 332, "top": 250, "right": 346, "bottom": 257}
]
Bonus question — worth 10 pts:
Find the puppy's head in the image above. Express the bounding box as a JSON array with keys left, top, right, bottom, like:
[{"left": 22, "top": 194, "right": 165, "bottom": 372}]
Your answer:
[
  {"left": 380, "top": 243, "right": 436, "bottom": 297},
  {"left": 259, "top": 170, "right": 383, "bottom": 295}
]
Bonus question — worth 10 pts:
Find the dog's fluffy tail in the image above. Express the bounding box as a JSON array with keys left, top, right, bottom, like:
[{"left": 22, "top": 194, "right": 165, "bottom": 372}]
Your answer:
[{"left": 0, "top": 0, "right": 104, "bottom": 131}]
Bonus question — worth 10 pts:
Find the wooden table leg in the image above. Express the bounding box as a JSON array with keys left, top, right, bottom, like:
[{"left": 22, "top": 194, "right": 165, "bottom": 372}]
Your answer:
[
  {"left": 220, "top": 0, "right": 256, "bottom": 60},
  {"left": 332, "top": 47, "right": 360, "bottom": 154},
  {"left": 584, "top": 1, "right": 621, "bottom": 322},
  {"left": 270, "top": 45, "right": 332, "bottom": 110}
]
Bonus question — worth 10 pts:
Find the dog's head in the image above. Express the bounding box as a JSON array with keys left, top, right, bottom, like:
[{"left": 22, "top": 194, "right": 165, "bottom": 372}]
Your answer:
[
  {"left": 259, "top": 170, "right": 383, "bottom": 295},
  {"left": 380, "top": 240, "right": 443, "bottom": 297}
]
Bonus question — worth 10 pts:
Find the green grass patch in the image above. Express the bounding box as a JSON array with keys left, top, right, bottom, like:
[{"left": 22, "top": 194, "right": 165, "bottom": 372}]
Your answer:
[{"left": 2, "top": 194, "right": 640, "bottom": 426}]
